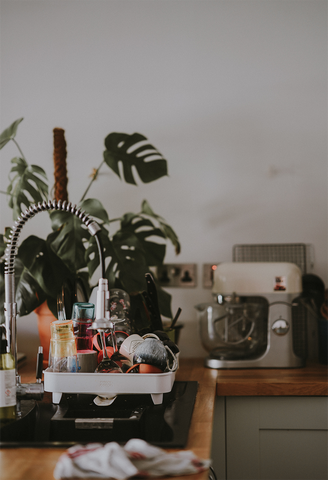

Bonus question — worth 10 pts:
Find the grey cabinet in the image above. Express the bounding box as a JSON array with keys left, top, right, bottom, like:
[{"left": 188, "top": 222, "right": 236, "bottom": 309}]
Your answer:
[{"left": 211, "top": 396, "right": 328, "bottom": 480}]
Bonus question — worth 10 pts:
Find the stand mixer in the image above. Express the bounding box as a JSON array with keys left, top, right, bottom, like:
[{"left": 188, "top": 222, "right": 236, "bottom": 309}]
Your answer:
[{"left": 196, "top": 262, "right": 307, "bottom": 369}]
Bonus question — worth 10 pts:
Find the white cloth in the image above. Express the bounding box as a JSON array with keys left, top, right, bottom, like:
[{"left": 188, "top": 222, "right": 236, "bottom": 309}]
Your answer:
[{"left": 53, "top": 438, "right": 211, "bottom": 479}]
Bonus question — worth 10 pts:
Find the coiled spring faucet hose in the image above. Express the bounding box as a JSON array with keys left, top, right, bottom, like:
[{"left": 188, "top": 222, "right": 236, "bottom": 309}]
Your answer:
[{"left": 4, "top": 199, "right": 105, "bottom": 381}]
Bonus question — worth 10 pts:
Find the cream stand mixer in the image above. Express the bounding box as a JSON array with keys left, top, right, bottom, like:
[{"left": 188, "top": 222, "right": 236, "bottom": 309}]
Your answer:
[{"left": 196, "top": 262, "right": 307, "bottom": 369}]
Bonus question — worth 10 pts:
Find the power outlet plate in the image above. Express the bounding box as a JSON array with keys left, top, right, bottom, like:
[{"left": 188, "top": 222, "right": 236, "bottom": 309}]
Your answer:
[
  {"left": 156, "top": 264, "right": 197, "bottom": 288},
  {"left": 203, "top": 263, "right": 219, "bottom": 288}
]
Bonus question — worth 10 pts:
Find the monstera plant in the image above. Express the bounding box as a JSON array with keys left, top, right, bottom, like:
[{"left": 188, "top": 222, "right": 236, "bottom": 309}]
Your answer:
[{"left": 0, "top": 118, "right": 180, "bottom": 332}]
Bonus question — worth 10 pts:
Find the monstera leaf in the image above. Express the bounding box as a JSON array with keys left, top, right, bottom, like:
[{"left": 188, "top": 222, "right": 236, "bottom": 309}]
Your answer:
[
  {"left": 16, "top": 235, "right": 80, "bottom": 318},
  {"left": 48, "top": 198, "right": 109, "bottom": 273},
  {"left": 17, "top": 236, "right": 75, "bottom": 299},
  {"left": 86, "top": 227, "right": 150, "bottom": 294},
  {"left": 110, "top": 230, "right": 151, "bottom": 293},
  {"left": 86, "top": 225, "right": 172, "bottom": 323},
  {"left": 86, "top": 205, "right": 167, "bottom": 289},
  {"left": 0, "top": 257, "right": 46, "bottom": 324},
  {"left": 119, "top": 212, "right": 167, "bottom": 267},
  {"left": 47, "top": 213, "right": 89, "bottom": 273},
  {"left": 141, "top": 200, "right": 181, "bottom": 255},
  {"left": 0, "top": 235, "right": 6, "bottom": 258},
  {"left": 7, "top": 157, "right": 48, "bottom": 220},
  {"left": 14, "top": 257, "right": 47, "bottom": 318},
  {"left": 0, "top": 118, "right": 23, "bottom": 149},
  {"left": 85, "top": 204, "right": 173, "bottom": 322},
  {"left": 1, "top": 235, "right": 75, "bottom": 322},
  {"left": 104, "top": 132, "right": 168, "bottom": 185}
]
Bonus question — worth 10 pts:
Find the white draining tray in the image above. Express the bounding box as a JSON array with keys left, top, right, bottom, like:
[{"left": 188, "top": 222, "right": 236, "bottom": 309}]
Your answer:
[{"left": 43, "top": 369, "right": 176, "bottom": 405}]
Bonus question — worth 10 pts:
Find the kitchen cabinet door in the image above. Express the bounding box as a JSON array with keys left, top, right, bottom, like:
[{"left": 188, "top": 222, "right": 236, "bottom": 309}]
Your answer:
[
  {"left": 225, "top": 396, "right": 328, "bottom": 480},
  {"left": 211, "top": 397, "right": 226, "bottom": 479}
]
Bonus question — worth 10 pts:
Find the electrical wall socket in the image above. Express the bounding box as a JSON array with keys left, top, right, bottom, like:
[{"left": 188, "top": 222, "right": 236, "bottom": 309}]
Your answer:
[
  {"left": 156, "top": 264, "right": 197, "bottom": 288},
  {"left": 203, "top": 263, "right": 219, "bottom": 288}
]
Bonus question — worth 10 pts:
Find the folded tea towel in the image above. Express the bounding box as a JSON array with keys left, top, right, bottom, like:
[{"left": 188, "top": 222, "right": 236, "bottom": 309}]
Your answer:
[{"left": 53, "top": 438, "right": 211, "bottom": 479}]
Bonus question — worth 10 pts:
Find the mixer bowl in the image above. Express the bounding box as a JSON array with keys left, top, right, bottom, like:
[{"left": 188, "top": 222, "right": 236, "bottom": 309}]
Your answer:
[{"left": 195, "top": 298, "right": 268, "bottom": 360}]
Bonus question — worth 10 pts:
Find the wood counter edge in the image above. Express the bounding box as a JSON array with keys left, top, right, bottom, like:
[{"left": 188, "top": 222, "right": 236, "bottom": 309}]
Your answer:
[
  {"left": 215, "top": 362, "right": 328, "bottom": 397},
  {"left": 216, "top": 382, "right": 328, "bottom": 396}
]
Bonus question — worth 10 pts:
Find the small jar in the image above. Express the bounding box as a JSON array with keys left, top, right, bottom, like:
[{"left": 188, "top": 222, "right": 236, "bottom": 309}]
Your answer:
[
  {"left": 49, "top": 320, "right": 77, "bottom": 372},
  {"left": 71, "top": 303, "right": 95, "bottom": 351}
]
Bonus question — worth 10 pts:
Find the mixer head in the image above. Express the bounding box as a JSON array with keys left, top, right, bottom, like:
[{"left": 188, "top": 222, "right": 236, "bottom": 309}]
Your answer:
[{"left": 212, "top": 262, "right": 303, "bottom": 300}]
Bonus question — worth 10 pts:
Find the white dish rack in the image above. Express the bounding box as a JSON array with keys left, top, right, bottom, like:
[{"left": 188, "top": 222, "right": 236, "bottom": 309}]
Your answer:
[{"left": 43, "top": 369, "right": 176, "bottom": 405}]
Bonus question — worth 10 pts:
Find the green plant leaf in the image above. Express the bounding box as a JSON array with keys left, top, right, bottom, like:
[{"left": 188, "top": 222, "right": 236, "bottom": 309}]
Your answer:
[
  {"left": 104, "top": 132, "right": 168, "bottom": 185},
  {"left": 48, "top": 198, "right": 109, "bottom": 273},
  {"left": 7, "top": 157, "right": 48, "bottom": 220},
  {"left": 14, "top": 257, "right": 47, "bottom": 317},
  {"left": 86, "top": 228, "right": 149, "bottom": 294},
  {"left": 84, "top": 225, "right": 111, "bottom": 279},
  {"left": 75, "top": 271, "right": 92, "bottom": 302},
  {"left": 0, "top": 118, "right": 24, "bottom": 149},
  {"left": 141, "top": 199, "right": 181, "bottom": 254},
  {"left": 18, "top": 235, "right": 75, "bottom": 300},
  {"left": 77, "top": 198, "right": 110, "bottom": 224},
  {"left": 111, "top": 230, "right": 151, "bottom": 292},
  {"left": 0, "top": 257, "right": 46, "bottom": 324},
  {"left": 48, "top": 212, "right": 89, "bottom": 273},
  {"left": 85, "top": 213, "right": 167, "bottom": 301},
  {"left": 85, "top": 203, "right": 173, "bottom": 318},
  {"left": 119, "top": 213, "right": 166, "bottom": 266},
  {"left": 0, "top": 235, "right": 6, "bottom": 258},
  {"left": 0, "top": 227, "right": 12, "bottom": 265}
]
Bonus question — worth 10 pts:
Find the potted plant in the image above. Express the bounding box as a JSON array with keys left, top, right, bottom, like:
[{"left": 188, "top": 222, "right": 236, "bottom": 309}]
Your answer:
[{"left": 0, "top": 118, "right": 180, "bottom": 342}]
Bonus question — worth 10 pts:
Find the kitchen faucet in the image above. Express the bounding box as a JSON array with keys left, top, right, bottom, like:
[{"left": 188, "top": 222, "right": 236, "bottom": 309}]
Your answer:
[{"left": 4, "top": 199, "right": 109, "bottom": 408}]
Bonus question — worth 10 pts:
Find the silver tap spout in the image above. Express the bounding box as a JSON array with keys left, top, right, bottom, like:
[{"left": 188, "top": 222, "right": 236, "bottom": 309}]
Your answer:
[{"left": 4, "top": 199, "right": 107, "bottom": 404}]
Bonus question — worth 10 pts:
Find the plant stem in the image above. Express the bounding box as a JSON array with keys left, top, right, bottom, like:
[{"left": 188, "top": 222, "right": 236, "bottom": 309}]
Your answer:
[
  {"left": 80, "top": 160, "right": 105, "bottom": 202},
  {"left": 12, "top": 138, "right": 26, "bottom": 161}
]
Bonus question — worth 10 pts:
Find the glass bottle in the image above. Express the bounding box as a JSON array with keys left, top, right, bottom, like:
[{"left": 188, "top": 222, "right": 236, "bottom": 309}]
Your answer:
[
  {"left": 49, "top": 320, "right": 77, "bottom": 372},
  {"left": 71, "top": 303, "right": 95, "bottom": 351},
  {"left": 0, "top": 326, "right": 16, "bottom": 425}
]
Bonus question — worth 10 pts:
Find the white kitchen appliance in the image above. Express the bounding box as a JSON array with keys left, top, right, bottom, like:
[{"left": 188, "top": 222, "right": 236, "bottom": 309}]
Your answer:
[{"left": 196, "top": 262, "right": 307, "bottom": 369}]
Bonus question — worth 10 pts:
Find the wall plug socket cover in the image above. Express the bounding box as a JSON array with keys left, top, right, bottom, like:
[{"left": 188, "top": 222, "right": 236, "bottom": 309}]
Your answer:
[{"left": 156, "top": 264, "right": 197, "bottom": 287}]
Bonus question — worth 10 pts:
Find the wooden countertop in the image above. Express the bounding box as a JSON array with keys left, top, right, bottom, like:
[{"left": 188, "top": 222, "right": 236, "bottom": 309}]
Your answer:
[
  {"left": 0, "top": 358, "right": 217, "bottom": 480},
  {"left": 1, "top": 359, "right": 327, "bottom": 480},
  {"left": 215, "top": 362, "right": 328, "bottom": 396}
]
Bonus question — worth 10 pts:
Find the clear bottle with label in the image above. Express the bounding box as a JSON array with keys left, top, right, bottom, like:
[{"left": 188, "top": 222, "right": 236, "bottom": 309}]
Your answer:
[
  {"left": 49, "top": 320, "right": 77, "bottom": 372},
  {"left": 0, "top": 326, "right": 16, "bottom": 425}
]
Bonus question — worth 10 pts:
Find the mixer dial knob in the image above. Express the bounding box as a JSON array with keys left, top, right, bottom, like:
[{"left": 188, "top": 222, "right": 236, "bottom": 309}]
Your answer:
[{"left": 272, "top": 318, "right": 290, "bottom": 336}]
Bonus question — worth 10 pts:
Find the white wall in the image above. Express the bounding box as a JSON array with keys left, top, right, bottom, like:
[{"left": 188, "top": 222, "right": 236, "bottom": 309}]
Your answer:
[{"left": 0, "top": 0, "right": 327, "bottom": 360}]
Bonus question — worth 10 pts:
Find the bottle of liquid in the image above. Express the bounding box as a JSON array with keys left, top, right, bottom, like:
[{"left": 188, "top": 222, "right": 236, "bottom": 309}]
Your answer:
[
  {"left": 0, "top": 326, "right": 16, "bottom": 425},
  {"left": 71, "top": 302, "right": 95, "bottom": 351}
]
